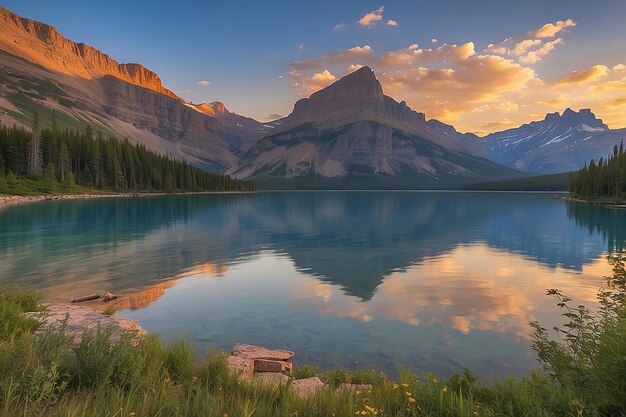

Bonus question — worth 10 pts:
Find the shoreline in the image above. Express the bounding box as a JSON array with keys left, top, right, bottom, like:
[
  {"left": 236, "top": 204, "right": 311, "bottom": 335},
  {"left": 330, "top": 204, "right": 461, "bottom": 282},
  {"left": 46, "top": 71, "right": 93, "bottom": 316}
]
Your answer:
[
  {"left": 0, "top": 190, "right": 256, "bottom": 207},
  {"left": 560, "top": 195, "right": 626, "bottom": 208}
]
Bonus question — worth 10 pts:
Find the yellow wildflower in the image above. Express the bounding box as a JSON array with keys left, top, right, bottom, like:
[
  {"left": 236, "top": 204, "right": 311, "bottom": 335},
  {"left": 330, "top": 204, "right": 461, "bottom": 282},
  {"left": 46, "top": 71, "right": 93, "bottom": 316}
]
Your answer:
[
  {"left": 408, "top": 397, "right": 416, "bottom": 403},
  {"left": 392, "top": 383, "right": 399, "bottom": 389},
  {"left": 405, "top": 391, "right": 412, "bottom": 396},
  {"left": 442, "top": 386, "right": 448, "bottom": 393},
  {"left": 401, "top": 383, "right": 409, "bottom": 388},
  {"left": 361, "top": 411, "right": 367, "bottom": 415}
]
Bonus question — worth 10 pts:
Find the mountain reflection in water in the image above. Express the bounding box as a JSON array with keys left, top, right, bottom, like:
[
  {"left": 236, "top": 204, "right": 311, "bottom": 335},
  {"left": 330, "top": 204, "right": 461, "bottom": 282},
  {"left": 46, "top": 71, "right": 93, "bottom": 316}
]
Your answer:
[{"left": 0, "top": 192, "right": 624, "bottom": 377}]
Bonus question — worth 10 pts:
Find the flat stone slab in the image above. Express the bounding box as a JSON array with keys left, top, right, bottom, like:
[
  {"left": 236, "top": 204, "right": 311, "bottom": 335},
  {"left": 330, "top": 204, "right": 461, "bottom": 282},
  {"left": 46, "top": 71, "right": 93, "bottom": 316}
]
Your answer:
[
  {"left": 253, "top": 372, "right": 290, "bottom": 386},
  {"left": 336, "top": 383, "right": 373, "bottom": 394},
  {"left": 25, "top": 304, "right": 146, "bottom": 344},
  {"left": 232, "top": 343, "right": 294, "bottom": 361},
  {"left": 254, "top": 358, "right": 292, "bottom": 374},
  {"left": 292, "top": 377, "right": 325, "bottom": 398},
  {"left": 227, "top": 356, "right": 254, "bottom": 381}
]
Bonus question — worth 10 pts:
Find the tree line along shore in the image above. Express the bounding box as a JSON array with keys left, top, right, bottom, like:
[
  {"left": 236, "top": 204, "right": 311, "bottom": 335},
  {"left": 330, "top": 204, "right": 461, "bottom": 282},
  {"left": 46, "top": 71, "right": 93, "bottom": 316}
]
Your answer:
[{"left": 0, "top": 110, "right": 254, "bottom": 196}]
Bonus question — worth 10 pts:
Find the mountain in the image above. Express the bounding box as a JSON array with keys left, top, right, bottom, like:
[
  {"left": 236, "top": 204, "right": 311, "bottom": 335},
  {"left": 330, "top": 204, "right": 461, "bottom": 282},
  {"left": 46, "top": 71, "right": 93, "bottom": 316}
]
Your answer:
[
  {"left": 229, "top": 66, "right": 516, "bottom": 185},
  {"left": 481, "top": 108, "right": 626, "bottom": 174},
  {"left": 185, "top": 101, "right": 270, "bottom": 150},
  {"left": 0, "top": 6, "right": 247, "bottom": 171}
]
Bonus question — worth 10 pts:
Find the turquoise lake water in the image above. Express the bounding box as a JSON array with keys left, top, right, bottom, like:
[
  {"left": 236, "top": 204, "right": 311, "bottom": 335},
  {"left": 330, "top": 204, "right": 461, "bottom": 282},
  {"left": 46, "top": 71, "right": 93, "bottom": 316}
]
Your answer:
[{"left": 1, "top": 191, "right": 625, "bottom": 378}]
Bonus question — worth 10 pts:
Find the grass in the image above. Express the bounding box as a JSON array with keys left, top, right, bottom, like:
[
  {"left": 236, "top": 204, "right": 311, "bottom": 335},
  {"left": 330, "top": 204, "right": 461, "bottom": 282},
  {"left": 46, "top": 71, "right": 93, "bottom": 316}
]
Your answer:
[
  {"left": 1, "top": 255, "right": 625, "bottom": 416},
  {"left": 0, "top": 174, "right": 106, "bottom": 196}
]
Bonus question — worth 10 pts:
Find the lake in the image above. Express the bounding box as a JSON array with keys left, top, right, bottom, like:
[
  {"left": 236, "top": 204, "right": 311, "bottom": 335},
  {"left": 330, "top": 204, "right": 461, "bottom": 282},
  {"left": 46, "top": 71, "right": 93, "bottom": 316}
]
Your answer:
[{"left": 1, "top": 191, "right": 625, "bottom": 379}]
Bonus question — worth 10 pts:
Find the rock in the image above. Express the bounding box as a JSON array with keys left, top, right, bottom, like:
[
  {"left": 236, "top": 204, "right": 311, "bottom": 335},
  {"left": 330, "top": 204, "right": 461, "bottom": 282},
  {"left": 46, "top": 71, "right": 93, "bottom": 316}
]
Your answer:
[
  {"left": 25, "top": 304, "right": 146, "bottom": 345},
  {"left": 292, "top": 377, "right": 325, "bottom": 398},
  {"left": 232, "top": 343, "right": 294, "bottom": 362},
  {"left": 253, "top": 358, "right": 292, "bottom": 374},
  {"left": 101, "top": 292, "right": 117, "bottom": 302},
  {"left": 226, "top": 356, "right": 254, "bottom": 381},
  {"left": 253, "top": 372, "right": 289, "bottom": 386},
  {"left": 336, "top": 383, "right": 373, "bottom": 394}
]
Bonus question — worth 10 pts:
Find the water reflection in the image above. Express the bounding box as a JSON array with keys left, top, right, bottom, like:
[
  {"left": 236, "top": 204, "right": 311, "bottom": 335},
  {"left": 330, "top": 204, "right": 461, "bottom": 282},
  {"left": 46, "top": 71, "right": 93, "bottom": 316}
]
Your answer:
[
  {"left": 1, "top": 191, "right": 624, "bottom": 377},
  {"left": 0, "top": 192, "right": 623, "bottom": 303}
]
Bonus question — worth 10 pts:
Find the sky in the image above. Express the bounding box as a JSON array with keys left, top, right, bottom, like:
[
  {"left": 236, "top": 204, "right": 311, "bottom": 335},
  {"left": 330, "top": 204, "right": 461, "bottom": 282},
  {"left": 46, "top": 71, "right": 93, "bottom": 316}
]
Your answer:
[{"left": 2, "top": 0, "right": 626, "bottom": 134}]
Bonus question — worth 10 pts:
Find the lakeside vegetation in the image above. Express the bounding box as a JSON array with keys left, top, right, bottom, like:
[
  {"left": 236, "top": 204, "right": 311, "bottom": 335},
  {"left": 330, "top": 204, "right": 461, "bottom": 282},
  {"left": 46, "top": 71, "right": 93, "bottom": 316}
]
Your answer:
[
  {"left": 1, "top": 255, "right": 625, "bottom": 416},
  {"left": 461, "top": 172, "right": 571, "bottom": 192},
  {"left": 0, "top": 114, "right": 254, "bottom": 196},
  {"left": 570, "top": 142, "right": 626, "bottom": 203}
]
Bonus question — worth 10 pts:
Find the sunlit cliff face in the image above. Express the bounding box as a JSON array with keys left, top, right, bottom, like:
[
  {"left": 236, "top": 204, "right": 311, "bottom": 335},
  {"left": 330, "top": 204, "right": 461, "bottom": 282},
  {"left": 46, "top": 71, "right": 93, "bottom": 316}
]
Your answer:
[{"left": 291, "top": 244, "right": 610, "bottom": 337}]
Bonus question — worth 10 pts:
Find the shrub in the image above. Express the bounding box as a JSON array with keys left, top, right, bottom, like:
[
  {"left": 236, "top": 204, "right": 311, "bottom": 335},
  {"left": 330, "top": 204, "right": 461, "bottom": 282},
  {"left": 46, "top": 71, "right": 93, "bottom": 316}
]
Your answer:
[
  {"left": 531, "top": 253, "right": 626, "bottom": 415},
  {"left": 292, "top": 364, "right": 318, "bottom": 379},
  {"left": 0, "top": 287, "right": 41, "bottom": 341}
]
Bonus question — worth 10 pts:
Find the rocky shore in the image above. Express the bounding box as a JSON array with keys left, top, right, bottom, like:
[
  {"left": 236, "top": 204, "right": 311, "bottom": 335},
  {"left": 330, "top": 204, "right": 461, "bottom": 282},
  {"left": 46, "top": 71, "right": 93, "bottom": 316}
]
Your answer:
[
  {"left": 29, "top": 303, "right": 369, "bottom": 399},
  {"left": 560, "top": 195, "right": 626, "bottom": 208},
  {"left": 0, "top": 190, "right": 255, "bottom": 208}
]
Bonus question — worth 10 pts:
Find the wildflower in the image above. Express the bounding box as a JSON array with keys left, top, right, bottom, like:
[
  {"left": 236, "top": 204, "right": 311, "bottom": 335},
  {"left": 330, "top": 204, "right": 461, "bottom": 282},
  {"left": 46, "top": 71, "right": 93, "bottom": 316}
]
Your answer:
[
  {"left": 432, "top": 378, "right": 437, "bottom": 384},
  {"left": 473, "top": 412, "right": 479, "bottom": 416},
  {"left": 129, "top": 413, "right": 136, "bottom": 417},
  {"left": 192, "top": 376, "right": 198, "bottom": 383},
  {"left": 401, "top": 383, "right": 409, "bottom": 388},
  {"left": 356, "top": 390, "right": 361, "bottom": 395},
  {"left": 361, "top": 411, "right": 367, "bottom": 415},
  {"left": 408, "top": 397, "right": 416, "bottom": 403},
  {"left": 392, "top": 383, "right": 399, "bottom": 389},
  {"left": 405, "top": 391, "right": 412, "bottom": 396},
  {"left": 442, "top": 386, "right": 448, "bottom": 393}
]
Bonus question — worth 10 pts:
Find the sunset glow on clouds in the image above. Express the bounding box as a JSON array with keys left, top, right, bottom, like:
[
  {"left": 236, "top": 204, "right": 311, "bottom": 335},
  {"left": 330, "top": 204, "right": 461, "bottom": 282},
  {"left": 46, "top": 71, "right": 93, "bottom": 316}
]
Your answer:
[{"left": 289, "top": 17, "right": 626, "bottom": 134}]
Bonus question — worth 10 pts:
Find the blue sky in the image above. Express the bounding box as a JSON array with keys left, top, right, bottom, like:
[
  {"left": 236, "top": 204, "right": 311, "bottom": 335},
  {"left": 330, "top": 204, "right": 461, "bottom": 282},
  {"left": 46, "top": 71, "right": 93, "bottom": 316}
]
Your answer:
[{"left": 2, "top": 0, "right": 626, "bottom": 133}]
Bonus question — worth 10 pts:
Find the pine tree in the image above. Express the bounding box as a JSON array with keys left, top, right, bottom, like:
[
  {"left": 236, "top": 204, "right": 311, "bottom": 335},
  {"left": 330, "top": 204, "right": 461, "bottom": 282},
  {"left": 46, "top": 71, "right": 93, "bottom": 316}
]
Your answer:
[{"left": 28, "top": 110, "right": 43, "bottom": 174}]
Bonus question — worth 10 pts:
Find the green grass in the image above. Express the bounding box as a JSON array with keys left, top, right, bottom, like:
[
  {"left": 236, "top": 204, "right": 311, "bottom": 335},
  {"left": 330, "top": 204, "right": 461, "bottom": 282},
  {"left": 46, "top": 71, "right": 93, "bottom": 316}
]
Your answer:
[
  {"left": 1, "top": 255, "right": 625, "bottom": 416},
  {"left": 0, "top": 174, "right": 107, "bottom": 196}
]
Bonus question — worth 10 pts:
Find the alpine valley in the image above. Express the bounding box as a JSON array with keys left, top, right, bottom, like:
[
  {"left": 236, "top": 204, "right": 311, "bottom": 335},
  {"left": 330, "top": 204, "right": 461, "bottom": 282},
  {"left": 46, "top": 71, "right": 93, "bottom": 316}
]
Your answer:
[{"left": 1, "top": 6, "right": 624, "bottom": 188}]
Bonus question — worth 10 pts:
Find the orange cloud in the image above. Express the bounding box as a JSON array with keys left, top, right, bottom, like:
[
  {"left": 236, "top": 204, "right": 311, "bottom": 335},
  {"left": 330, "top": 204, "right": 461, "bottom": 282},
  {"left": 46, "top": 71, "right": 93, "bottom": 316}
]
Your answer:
[
  {"left": 556, "top": 64, "right": 609, "bottom": 85},
  {"left": 532, "top": 19, "right": 576, "bottom": 38},
  {"left": 288, "top": 69, "right": 336, "bottom": 96},
  {"left": 287, "top": 17, "right": 626, "bottom": 133}
]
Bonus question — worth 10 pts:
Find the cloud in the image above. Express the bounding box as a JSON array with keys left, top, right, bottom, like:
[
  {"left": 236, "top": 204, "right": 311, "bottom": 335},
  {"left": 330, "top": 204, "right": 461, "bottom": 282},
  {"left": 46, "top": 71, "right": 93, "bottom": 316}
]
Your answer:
[
  {"left": 289, "top": 69, "right": 336, "bottom": 96},
  {"left": 510, "top": 39, "right": 542, "bottom": 56},
  {"left": 519, "top": 38, "right": 564, "bottom": 64},
  {"left": 197, "top": 80, "right": 211, "bottom": 86},
  {"left": 358, "top": 6, "right": 384, "bottom": 27},
  {"left": 298, "top": 43, "right": 305, "bottom": 51},
  {"left": 431, "top": 38, "right": 438, "bottom": 44},
  {"left": 287, "top": 16, "right": 626, "bottom": 133},
  {"left": 531, "top": 19, "right": 576, "bottom": 38},
  {"left": 387, "top": 19, "right": 398, "bottom": 26},
  {"left": 291, "top": 45, "right": 373, "bottom": 71},
  {"left": 332, "top": 23, "right": 345, "bottom": 32},
  {"left": 265, "top": 113, "right": 283, "bottom": 120},
  {"left": 556, "top": 64, "right": 609, "bottom": 85}
]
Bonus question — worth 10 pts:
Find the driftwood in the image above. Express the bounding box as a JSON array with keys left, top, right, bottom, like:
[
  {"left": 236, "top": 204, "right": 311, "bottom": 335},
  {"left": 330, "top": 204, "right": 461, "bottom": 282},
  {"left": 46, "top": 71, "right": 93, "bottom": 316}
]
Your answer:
[{"left": 71, "top": 294, "right": 100, "bottom": 303}]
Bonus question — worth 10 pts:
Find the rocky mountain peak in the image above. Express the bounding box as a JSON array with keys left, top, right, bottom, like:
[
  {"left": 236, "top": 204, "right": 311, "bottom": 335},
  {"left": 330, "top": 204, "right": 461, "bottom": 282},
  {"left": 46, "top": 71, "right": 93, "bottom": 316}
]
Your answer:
[
  {"left": 558, "top": 108, "right": 608, "bottom": 130},
  {"left": 210, "top": 101, "right": 229, "bottom": 114}
]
